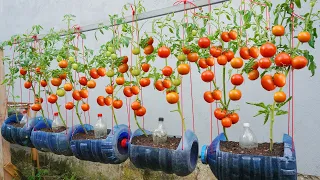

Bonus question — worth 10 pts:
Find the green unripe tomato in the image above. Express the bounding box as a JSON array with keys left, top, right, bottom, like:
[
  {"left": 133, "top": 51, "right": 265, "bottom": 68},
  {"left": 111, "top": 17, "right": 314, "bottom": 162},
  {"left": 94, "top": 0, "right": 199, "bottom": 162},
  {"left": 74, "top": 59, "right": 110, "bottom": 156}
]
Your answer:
[
  {"left": 107, "top": 47, "right": 115, "bottom": 53},
  {"left": 57, "top": 56, "right": 63, "bottom": 62},
  {"left": 72, "top": 63, "right": 78, "bottom": 70},
  {"left": 177, "top": 54, "right": 186, "bottom": 61},
  {"left": 106, "top": 70, "right": 115, "bottom": 77},
  {"left": 69, "top": 56, "right": 75, "bottom": 62},
  {"left": 56, "top": 89, "right": 66, "bottom": 97},
  {"left": 173, "top": 78, "right": 181, "bottom": 86},
  {"left": 106, "top": 51, "right": 111, "bottom": 57},
  {"left": 122, "top": 26, "right": 127, "bottom": 32},
  {"left": 132, "top": 47, "right": 140, "bottom": 55},
  {"left": 131, "top": 68, "right": 141, "bottom": 76},
  {"left": 111, "top": 54, "right": 117, "bottom": 60},
  {"left": 192, "top": 30, "right": 197, "bottom": 36}
]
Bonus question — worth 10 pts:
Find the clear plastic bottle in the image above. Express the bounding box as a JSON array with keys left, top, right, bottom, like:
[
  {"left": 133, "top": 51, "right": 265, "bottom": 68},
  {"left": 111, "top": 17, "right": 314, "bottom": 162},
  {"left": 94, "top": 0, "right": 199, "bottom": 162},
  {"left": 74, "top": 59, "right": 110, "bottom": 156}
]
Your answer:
[
  {"left": 153, "top": 117, "right": 168, "bottom": 145},
  {"left": 52, "top": 112, "right": 64, "bottom": 131},
  {"left": 239, "top": 123, "right": 258, "bottom": 149},
  {"left": 94, "top": 114, "right": 108, "bottom": 139},
  {"left": 20, "top": 110, "right": 28, "bottom": 125}
]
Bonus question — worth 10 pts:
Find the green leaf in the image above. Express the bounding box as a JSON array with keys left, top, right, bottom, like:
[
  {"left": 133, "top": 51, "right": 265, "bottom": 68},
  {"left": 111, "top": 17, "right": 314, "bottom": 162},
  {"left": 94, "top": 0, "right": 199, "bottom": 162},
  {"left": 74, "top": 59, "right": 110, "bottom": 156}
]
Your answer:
[
  {"left": 253, "top": 110, "right": 266, "bottom": 117},
  {"left": 276, "top": 110, "right": 288, "bottom": 116},
  {"left": 308, "top": 33, "right": 315, "bottom": 48},
  {"left": 169, "top": 28, "right": 173, "bottom": 34},
  {"left": 243, "top": 11, "right": 252, "bottom": 24},
  {"left": 295, "top": 0, "right": 301, "bottom": 8},
  {"left": 246, "top": 102, "right": 267, "bottom": 109},
  {"left": 263, "top": 113, "right": 269, "bottom": 125},
  {"left": 276, "top": 96, "right": 292, "bottom": 108}
]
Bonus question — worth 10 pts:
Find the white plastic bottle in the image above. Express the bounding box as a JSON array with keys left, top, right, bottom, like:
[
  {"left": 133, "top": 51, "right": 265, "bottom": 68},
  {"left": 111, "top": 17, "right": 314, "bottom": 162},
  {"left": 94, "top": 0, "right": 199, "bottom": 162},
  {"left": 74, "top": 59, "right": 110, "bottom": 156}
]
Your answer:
[
  {"left": 20, "top": 110, "right": 28, "bottom": 125},
  {"left": 94, "top": 114, "right": 108, "bottom": 139},
  {"left": 239, "top": 123, "right": 258, "bottom": 149},
  {"left": 153, "top": 117, "right": 168, "bottom": 145},
  {"left": 52, "top": 112, "right": 64, "bottom": 131}
]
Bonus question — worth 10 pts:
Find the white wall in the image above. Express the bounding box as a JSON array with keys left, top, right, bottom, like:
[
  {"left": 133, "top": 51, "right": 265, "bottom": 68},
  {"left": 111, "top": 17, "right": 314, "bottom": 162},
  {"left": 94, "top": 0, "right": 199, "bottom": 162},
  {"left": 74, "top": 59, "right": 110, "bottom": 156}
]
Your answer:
[{"left": 0, "top": 0, "right": 319, "bottom": 176}]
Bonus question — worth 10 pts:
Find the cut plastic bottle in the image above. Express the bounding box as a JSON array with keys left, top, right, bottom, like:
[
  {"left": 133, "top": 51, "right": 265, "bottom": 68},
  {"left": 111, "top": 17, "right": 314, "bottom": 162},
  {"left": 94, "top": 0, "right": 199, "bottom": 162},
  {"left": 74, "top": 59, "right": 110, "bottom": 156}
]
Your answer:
[
  {"left": 94, "top": 113, "right": 108, "bottom": 139},
  {"left": 20, "top": 110, "right": 28, "bottom": 125},
  {"left": 239, "top": 123, "right": 258, "bottom": 149},
  {"left": 152, "top": 117, "right": 168, "bottom": 145},
  {"left": 52, "top": 112, "right": 64, "bottom": 132}
]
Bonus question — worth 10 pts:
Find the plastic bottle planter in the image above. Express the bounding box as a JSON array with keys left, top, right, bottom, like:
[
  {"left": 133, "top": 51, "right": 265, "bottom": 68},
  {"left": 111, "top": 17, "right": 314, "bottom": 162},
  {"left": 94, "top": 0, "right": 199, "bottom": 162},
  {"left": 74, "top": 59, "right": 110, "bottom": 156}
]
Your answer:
[
  {"left": 201, "top": 133, "right": 297, "bottom": 180},
  {"left": 30, "top": 117, "right": 73, "bottom": 156},
  {"left": 1, "top": 114, "right": 40, "bottom": 147},
  {"left": 70, "top": 124, "right": 131, "bottom": 164},
  {"left": 129, "top": 129, "right": 199, "bottom": 177}
]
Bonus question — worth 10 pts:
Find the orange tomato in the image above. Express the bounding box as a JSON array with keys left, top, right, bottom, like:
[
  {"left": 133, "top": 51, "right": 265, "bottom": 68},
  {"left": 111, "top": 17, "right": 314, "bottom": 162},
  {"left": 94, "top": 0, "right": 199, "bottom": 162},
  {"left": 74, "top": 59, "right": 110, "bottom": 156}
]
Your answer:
[
  {"left": 273, "top": 73, "right": 286, "bottom": 87},
  {"left": 139, "top": 78, "right": 151, "bottom": 87},
  {"left": 230, "top": 57, "right": 243, "bottom": 69},
  {"left": 118, "top": 64, "right": 129, "bottom": 73},
  {"left": 291, "top": 56, "right": 308, "bottom": 69},
  {"left": 206, "top": 57, "right": 215, "bottom": 66},
  {"left": 59, "top": 73, "right": 67, "bottom": 80},
  {"left": 80, "top": 89, "right": 89, "bottom": 98},
  {"left": 274, "top": 91, "right": 286, "bottom": 103},
  {"left": 123, "top": 87, "right": 133, "bottom": 97},
  {"left": 116, "top": 77, "right": 125, "bottom": 85},
  {"left": 105, "top": 85, "right": 114, "bottom": 94},
  {"left": 223, "top": 50, "right": 235, "bottom": 62},
  {"left": 51, "top": 78, "right": 62, "bottom": 87},
  {"left": 131, "top": 101, "right": 141, "bottom": 110},
  {"left": 104, "top": 96, "right": 112, "bottom": 106},
  {"left": 64, "top": 83, "right": 73, "bottom": 91},
  {"left": 240, "top": 47, "right": 251, "bottom": 60},
  {"left": 249, "top": 46, "right": 259, "bottom": 59},
  {"left": 297, "top": 31, "right": 311, "bottom": 43},
  {"left": 187, "top": 52, "right": 199, "bottom": 62},
  {"left": 135, "top": 106, "right": 147, "bottom": 116},
  {"left": 87, "top": 80, "right": 96, "bottom": 89},
  {"left": 31, "top": 104, "right": 42, "bottom": 111},
  {"left": 48, "top": 94, "right": 58, "bottom": 104},
  {"left": 141, "top": 63, "right": 150, "bottom": 72},
  {"left": 261, "top": 75, "right": 276, "bottom": 91},
  {"left": 97, "top": 96, "right": 105, "bottom": 106},
  {"left": 81, "top": 103, "right": 90, "bottom": 111},
  {"left": 221, "top": 32, "right": 230, "bottom": 42},
  {"left": 248, "top": 70, "right": 259, "bottom": 81},
  {"left": 40, "top": 80, "right": 47, "bottom": 87},
  {"left": 72, "top": 90, "right": 82, "bottom": 101},
  {"left": 131, "top": 86, "right": 140, "bottom": 95},
  {"left": 203, "top": 91, "right": 215, "bottom": 103},
  {"left": 90, "top": 68, "right": 99, "bottom": 79},
  {"left": 214, "top": 108, "right": 227, "bottom": 120},
  {"left": 154, "top": 80, "right": 165, "bottom": 91},
  {"left": 210, "top": 47, "right": 222, "bottom": 57},
  {"left": 24, "top": 81, "right": 32, "bottom": 89},
  {"left": 260, "top": 42, "right": 277, "bottom": 57},
  {"left": 229, "top": 89, "right": 242, "bottom": 101},
  {"left": 166, "top": 92, "right": 179, "bottom": 104},
  {"left": 59, "top": 60, "right": 68, "bottom": 68},
  {"left": 272, "top": 25, "right": 285, "bottom": 36},
  {"left": 97, "top": 67, "right": 106, "bottom": 77},
  {"left": 221, "top": 117, "right": 232, "bottom": 128},
  {"left": 228, "top": 30, "right": 237, "bottom": 40},
  {"left": 163, "top": 79, "right": 172, "bottom": 89},
  {"left": 212, "top": 90, "right": 222, "bottom": 100},
  {"left": 177, "top": 64, "right": 190, "bottom": 75},
  {"left": 198, "top": 58, "right": 208, "bottom": 69},
  {"left": 217, "top": 55, "right": 228, "bottom": 65},
  {"left": 113, "top": 100, "right": 123, "bottom": 109},
  {"left": 228, "top": 113, "right": 239, "bottom": 124}
]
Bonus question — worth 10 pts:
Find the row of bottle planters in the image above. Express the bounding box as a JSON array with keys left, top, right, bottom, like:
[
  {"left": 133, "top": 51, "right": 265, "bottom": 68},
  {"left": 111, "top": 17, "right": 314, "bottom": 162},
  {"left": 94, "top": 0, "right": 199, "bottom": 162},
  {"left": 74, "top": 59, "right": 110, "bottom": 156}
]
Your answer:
[{"left": 1, "top": 114, "right": 297, "bottom": 179}]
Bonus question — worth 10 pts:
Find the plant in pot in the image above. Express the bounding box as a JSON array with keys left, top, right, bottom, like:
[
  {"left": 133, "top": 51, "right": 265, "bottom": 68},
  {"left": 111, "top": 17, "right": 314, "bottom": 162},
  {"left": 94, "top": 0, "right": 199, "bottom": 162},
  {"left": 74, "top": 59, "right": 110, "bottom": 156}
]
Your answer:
[
  {"left": 126, "top": 2, "right": 199, "bottom": 176},
  {"left": 0, "top": 26, "right": 51, "bottom": 148},
  {"left": 69, "top": 14, "right": 132, "bottom": 164},
  {"left": 200, "top": 0, "right": 318, "bottom": 179}
]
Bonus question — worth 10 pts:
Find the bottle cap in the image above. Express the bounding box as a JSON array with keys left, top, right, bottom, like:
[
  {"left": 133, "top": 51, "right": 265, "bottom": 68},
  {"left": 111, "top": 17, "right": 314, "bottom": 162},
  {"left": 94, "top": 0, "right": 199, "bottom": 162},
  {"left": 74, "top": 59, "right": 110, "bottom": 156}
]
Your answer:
[
  {"left": 243, "top": 123, "right": 250, "bottom": 127},
  {"left": 54, "top": 112, "right": 58, "bottom": 116},
  {"left": 159, "top": 117, "right": 164, "bottom": 122},
  {"left": 98, "top": 113, "right": 102, "bottom": 117}
]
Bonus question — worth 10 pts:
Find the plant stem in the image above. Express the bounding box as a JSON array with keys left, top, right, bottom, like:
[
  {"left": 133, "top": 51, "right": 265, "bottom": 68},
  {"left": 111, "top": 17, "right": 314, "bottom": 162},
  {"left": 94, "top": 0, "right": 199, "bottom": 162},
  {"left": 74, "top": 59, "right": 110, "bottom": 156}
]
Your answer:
[
  {"left": 269, "top": 102, "right": 276, "bottom": 151},
  {"left": 177, "top": 100, "right": 186, "bottom": 131},
  {"left": 222, "top": 66, "right": 227, "bottom": 105},
  {"left": 75, "top": 100, "right": 87, "bottom": 134},
  {"left": 134, "top": 114, "right": 147, "bottom": 136},
  {"left": 223, "top": 127, "right": 228, "bottom": 141},
  {"left": 111, "top": 92, "right": 118, "bottom": 126}
]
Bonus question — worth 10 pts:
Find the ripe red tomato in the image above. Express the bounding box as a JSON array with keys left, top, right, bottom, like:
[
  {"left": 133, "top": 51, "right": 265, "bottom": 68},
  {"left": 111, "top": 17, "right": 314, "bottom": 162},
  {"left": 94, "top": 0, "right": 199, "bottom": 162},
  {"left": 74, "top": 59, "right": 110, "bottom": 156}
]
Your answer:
[
  {"left": 214, "top": 108, "right": 227, "bottom": 120},
  {"left": 131, "top": 86, "right": 140, "bottom": 95},
  {"left": 48, "top": 94, "right": 58, "bottom": 104},
  {"left": 122, "top": 56, "right": 129, "bottom": 64},
  {"left": 223, "top": 50, "right": 235, "bottom": 62},
  {"left": 97, "top": 67, "right": 106, "bottom": 77},
  {"left": 64, "top": 83, "right": 73, "bottom": 91},
  {"left": 210, "top": 47, "right": 222, "bottom": 57},
  {"left": 249, "top": 46, "right": 259, "bottom": 58},
  {"left": 274, "top": 52, "right": 291, "bottom": 67},
  {"left": 65, "top": 102, "right": 74, "bottom": 110},
  {"left": 274, "top": 91, "right": 286, "bottom": 103},
  {"left": 201, "top": 70, "right": 214, "bottom": 82},
  {"left": 217, "top": 55, "right": 228, "bottom": 65},
  {"left": 228, "top": 113, "right": 239, "bottom": 124},
  {"left": 291, "top": 56, "right": 308, "bottom": 69},
  {"left": 51, "top": 78, "right": 62, "bottom": 87},
  {"left": 248, "top": 70, "right": 259, "bottom": 81},
  {"left": 212, "top": 90, "right": 222, "bottom": 100},
  {"left": 35, "top": 97, "right": 43, "bottom": 104},
  {"left": 204, "top": 91, "right": 215, "bottom": 103},
  {"left": 20, "top": 68, "right": 27, "bottom": 75},
  {"left": 97, "top": 96, "right": 105, "bottom": 106},
  {"left": 221, "top": 32, "right": 230, "bottom": 42},
  {"left": 40, "top": 80, "right": 47, "bottom": 87},
  {"left": 139, "top": 78, "right": 150, "bottom": 87},
  {"left": 104, "top": 96, "right": 112, "bottom": 106},
  {"left": 260, "top": 42, "right": 277, "bottom": 57},
  {"left": 187, "top": 52, "right": 199, "bottom": 62},
  {"left": 87, "top": 80, "right": 96, "bottom": 89},
  {"left": 79, "top": 77, "right": 88, "bottom": 86},
  {"left": 258, "top": 58, "right": 272, "bottom": 69},
  {"left": 116, "top": 77, "right": 125, "bottom": 85},
  {"left": 123, "top": 87, "right": 133, "bottom": 97},
  {"left": 162, "top": 79, "right": 172, "bottom": 89},
  {"left": 31, "top": 104, "right": 42, "bottom": 111},
  {"left": 24, "top": 81, "right": 32, "bottom": 89},
  {"left": 90, "top": 68, "right": 99, "bottom": 79},
  {"left": 118, "top": 64, "right": 129, "bottom": 73},
  {"left": 228, "top": 30, "right": 237, "bottom": 40},
  {"left": 273, "top": 73, "right": 286, "bottom": 87},
  {"left": 113, "top": 100, "right": 123, "bottom": 109},
  {"left": 155, "top": 80, "right": 165, "bottom": 91},
  {"left": 198, "top": 37, "right": 211, "bottom": 48},
  {"left": 162, "top": 66, "right": 173, "bottom": 76},
  {"left": 35, "top": 67, "right": 42, "bottom": 74},
  {"left": 58, "top": 60, "right": 68, "bottom": 68},
  {"left": 182, "top": 47, "right": 191, "bottom": 55},
  {"left": 135, "top": 106, "right": 146, "bottom": 116},
  {"left": 231, "top": 74, "right": 244, "bottom": 86},
  {"left": 297, "top": 31, "right": 311, "bottom": 43},
  {"left": 72, "top": 90, "right": 82, "bottom": 101},
  {"left": 261, "top": 75, "right": 276, "bottom": 91},
  {"left": 272, "top": 25, "right": 285, "bottom": 36},
  {"left": 131, "top": 101, "right": 141, "bottom": 110},
  {"left": 252, "top": 61, "right": 259, "bottom": 70},
  {"left": 240, "top": 47, "right": 251, "bottom": 60},
  {"left": 158, "top": 46, "right": 171, "bottom": 58},
  {"left": 198, "top": 58, "right": 208, "bottom": 69},
  {"left": 229, "top": 89, "right": 242, "bottom": 101},
  {"left": 80, "top": 89, "right": 89, "bottom": 98},
  {"left": 144, "top": 45, "right": 154, "bottom": 55},
  {"left": 81, "top": 103, "right": 90, "bottom": 111},
  {"left": 206, "top": 57, "right": 215, "bottom": 66},
  {"left": 177, "top": 64, "right": 190, "bottom": 75},
  {"left": 141, "top": 63, "right": 150, "bottom": 72},
  {"left": 221, "top": 117, "right": 232, "bottom": 128},
  {"left": 166, "top": 92, "right": 179, "bottom": 104},
  {"left": 59, "top": 73, "right": 67, "bottom": 80},
  {"left": 105, "top": 86, "right": 114, "bottom": 94},
  {"left": 230, "top": 57, "right": 243, "bottom": 69}
]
